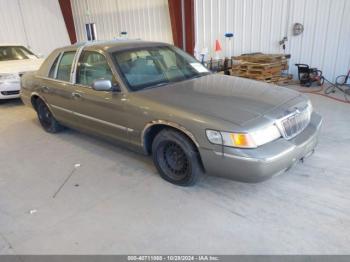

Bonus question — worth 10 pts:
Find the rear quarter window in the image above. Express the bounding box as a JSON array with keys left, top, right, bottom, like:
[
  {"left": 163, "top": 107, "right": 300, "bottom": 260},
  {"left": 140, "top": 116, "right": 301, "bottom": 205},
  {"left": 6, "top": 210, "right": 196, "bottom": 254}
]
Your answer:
[
  {"left": 48, "top": 54, "right": 61, "bottom": 78},
  {"left": 56, "top": 51, "right": 76, "bottom": 82}
]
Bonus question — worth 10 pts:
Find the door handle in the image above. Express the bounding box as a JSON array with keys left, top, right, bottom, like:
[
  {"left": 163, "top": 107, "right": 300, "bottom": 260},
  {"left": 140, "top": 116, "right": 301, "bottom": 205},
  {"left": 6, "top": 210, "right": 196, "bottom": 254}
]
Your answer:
[{"left": 72, "top": 92, "right": 82, "bottom": 99}]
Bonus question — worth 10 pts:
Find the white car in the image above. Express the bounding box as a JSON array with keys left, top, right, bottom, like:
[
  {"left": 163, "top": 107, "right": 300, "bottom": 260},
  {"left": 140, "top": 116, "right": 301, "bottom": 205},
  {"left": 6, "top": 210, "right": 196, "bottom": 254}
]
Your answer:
[{"left": 0, "top": 44, "right": 44, "bottom": 99}]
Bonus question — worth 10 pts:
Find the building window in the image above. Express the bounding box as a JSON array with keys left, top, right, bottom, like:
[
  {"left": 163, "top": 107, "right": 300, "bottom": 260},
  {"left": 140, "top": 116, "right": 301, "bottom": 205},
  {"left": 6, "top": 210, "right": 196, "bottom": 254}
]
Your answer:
[{"left": 85, "top": 23, "right": 97, "bottom": 41}]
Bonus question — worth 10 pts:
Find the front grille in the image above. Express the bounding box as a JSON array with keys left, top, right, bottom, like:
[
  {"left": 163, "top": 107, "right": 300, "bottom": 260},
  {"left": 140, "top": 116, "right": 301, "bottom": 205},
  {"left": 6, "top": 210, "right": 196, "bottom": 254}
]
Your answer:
[
  {"left": 278, "top": 106, "right": 311, "bottom": 139},
  {"left": 1, "top": 91, "right": 20, "bottom": 96}
]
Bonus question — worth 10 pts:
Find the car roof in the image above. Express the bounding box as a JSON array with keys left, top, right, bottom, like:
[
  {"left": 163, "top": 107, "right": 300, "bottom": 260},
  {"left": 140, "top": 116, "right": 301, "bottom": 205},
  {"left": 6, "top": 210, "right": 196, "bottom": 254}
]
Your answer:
[{"left": 57, "top": 39, "right": 171, "bottom": 53}]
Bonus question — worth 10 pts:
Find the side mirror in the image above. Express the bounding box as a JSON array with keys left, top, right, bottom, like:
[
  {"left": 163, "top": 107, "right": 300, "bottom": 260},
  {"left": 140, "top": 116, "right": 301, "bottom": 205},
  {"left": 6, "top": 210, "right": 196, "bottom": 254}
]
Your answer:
[
  {"left": 92, "top": 79, "right": 121, "bottom": 92},
  {"left": 92, "top": 79, "right": 113, "bottom": 91}
]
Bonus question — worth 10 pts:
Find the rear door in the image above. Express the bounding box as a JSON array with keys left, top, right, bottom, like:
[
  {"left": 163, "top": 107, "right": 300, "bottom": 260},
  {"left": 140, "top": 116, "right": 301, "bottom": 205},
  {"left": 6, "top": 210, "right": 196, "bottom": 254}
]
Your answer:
[
  {"left": 39, "top": 50, "right": 78, "bottom": 127},
  {"left": 70, "top": 50, "right": 129, "bottom": 143}
]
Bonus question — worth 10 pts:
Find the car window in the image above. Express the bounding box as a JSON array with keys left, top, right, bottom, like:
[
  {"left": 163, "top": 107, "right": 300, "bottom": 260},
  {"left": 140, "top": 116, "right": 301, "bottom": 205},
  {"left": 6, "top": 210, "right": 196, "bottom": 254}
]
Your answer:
[
  {"left": 114, "top": 49, "right": 165, "bottom": 89},
  {"left": 48, "top": 54, "right": 61, "bottom": 78},
  {"left": 113, "top": 46, "right": 210, "bottom": 91},
  {"left": 0, "top": 46, "right": 36, "bottom": 61},
  {"left": 76, "top": 51, "right": 114, "bottom": 87},
  {"left": 56, "top": 51, "right": 76, "bottom": 82}
]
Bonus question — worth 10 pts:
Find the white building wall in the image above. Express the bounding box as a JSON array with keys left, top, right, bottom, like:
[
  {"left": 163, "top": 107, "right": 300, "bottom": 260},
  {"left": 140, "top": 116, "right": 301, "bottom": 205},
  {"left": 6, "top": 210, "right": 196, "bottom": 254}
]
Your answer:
[
  {"left": 195, "top": 0, "right": 350, "bottom": 81},
  {"left": 71, "top": 0, "right": 173, "bottom": 44},
  {"left": 0, "top": 0, "right": 70, "bottom": 56}
]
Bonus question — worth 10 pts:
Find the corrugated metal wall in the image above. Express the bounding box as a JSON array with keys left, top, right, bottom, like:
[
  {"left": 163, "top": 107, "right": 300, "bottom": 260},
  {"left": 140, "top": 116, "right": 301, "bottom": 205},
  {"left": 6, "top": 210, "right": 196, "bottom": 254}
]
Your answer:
[
  {"left": 71, "top": 0, "right": 173, "bottom": 44},
  {"left": 195, "top": 0, "right": 350, "bottom": 81},
  {"left": 0, "top": 0, "right": 70, "bottom": 55}
]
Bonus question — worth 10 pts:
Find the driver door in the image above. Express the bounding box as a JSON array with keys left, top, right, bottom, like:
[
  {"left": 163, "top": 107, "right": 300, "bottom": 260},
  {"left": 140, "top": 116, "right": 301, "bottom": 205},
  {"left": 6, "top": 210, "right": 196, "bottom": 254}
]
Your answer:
[{"left": 70, "top": 50, "right": 129, "bottom": 143}]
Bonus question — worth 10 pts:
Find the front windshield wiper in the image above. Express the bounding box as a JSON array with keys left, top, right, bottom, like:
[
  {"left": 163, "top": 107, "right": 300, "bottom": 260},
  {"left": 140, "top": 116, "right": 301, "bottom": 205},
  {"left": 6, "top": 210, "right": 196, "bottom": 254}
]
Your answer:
[
  {"left": 142, "top": 81, "right": 170, "bottom": 91},
  {"left": 140, "top": 73, "right": 210, "bottom": 91},
  {"left": 187, "top": 73, "right": 210, "bottom": 80},
  {"left": 155, "top": 81, "right": 170, "bottom": 86}
]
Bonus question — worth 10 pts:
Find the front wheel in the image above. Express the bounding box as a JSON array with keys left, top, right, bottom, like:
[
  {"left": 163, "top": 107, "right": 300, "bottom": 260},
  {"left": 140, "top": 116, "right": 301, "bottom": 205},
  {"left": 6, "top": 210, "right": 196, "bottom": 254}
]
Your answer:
[
  {"left": 152, "top": 129, "right": 203, "bottom": 186},
  {"left": 36, "top": 99, "right": 64, "bottom": 133}
]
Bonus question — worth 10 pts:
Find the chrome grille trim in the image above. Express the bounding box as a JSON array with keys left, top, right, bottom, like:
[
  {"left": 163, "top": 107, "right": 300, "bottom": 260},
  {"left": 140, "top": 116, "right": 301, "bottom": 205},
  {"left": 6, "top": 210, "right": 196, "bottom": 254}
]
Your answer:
[{"left": 276, "top": 105, "right": 311, "bottom": 140}]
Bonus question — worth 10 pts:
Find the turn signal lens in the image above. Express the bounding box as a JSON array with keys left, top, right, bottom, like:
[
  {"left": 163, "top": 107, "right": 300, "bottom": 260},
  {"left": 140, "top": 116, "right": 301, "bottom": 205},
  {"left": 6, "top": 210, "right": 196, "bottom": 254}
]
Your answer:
[
  {"left": 206, "top": 126, "right": 280, "bottom": 149},
  {"left": 206, "top": 130, "right": 257, "bottom": 148},
  {"left": 230, "top": 133, "right": 255, "bottom": 148},
  {"left": 220, "top": 132, "right": 256, "bottom": 148}
]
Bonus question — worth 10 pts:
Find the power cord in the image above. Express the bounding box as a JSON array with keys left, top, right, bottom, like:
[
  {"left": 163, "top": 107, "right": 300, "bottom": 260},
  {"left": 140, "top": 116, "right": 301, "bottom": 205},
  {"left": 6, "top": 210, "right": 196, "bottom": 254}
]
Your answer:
[
  {"left": 277, "top": 78, "right": 350, "bottom": 104},
  {"left": 322, "top": 76, "right": 350, "bottom": 103}
]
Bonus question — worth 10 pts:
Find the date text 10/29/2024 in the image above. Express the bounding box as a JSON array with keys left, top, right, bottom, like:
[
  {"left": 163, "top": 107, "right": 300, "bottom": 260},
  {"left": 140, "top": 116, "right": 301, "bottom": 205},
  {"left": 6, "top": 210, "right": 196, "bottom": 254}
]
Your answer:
[{"left": 127, "top": 255, "right": 219, "bottom": 261}]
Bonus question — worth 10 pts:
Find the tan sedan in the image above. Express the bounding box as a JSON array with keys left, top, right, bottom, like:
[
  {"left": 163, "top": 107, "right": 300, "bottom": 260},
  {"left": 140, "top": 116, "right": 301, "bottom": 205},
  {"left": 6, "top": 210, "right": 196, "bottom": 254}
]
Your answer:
[{"left": 21, "top": 40, "right": 322, "bottom": 186}]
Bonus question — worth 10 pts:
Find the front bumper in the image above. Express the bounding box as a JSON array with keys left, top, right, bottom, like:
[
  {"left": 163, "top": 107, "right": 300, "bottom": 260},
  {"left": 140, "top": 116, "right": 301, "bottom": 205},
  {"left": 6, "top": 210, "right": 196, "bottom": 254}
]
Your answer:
[
  {"left": 0, "top": 81, "right": 20, "bottom": 99},
  {"left": 199, "top": 112, "right": 322, "bottom": 182}
]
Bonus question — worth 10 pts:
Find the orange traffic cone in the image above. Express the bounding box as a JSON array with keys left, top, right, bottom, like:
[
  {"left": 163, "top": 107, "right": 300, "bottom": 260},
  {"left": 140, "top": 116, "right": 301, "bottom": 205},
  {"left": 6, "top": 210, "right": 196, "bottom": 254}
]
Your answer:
[
  {"left": 215, "top": 39, "right": 222, "bottom": 52},
  {"left": 214, "top": 39, "right": 222, "bottom": 59}
]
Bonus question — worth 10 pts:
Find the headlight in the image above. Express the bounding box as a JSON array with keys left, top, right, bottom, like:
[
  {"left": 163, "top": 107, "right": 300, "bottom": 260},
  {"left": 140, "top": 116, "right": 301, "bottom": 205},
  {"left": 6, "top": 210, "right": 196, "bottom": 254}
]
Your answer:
[
  {"left": 206, "top": 125, "right": 281, "bottom": 149},
  {"left": 205, "top": 130, "right": 223, "bottom": 145},
  {"left": 0, "top": 73, "right": 20, "bottom": 81}
]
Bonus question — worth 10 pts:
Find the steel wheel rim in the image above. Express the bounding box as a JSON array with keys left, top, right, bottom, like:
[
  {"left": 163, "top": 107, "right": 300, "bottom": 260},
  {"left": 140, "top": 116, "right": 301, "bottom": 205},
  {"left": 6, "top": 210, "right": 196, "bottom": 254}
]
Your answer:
[
  {"left": 159, "top": 142, "right": 189, "bottom": 180},
  {"left": 39, "top": 104, "right": 52, "bottom": 129}
]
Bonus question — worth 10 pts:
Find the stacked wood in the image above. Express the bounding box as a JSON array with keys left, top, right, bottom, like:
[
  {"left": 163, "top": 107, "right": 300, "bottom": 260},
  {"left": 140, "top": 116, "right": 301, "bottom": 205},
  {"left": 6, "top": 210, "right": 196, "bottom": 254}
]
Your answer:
[{"left": 231, "top": 53, "right": 291, "bottom": 84}]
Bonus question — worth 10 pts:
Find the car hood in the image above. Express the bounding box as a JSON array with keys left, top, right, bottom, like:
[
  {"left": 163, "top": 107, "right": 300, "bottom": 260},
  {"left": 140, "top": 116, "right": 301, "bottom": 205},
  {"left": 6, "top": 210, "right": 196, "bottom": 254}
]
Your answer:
[
  {"left": 137, "top": 74, "right": 302, "bottom": 126},
  {"left": 0, "top": 58, "right": 44, "bottom": 74}
]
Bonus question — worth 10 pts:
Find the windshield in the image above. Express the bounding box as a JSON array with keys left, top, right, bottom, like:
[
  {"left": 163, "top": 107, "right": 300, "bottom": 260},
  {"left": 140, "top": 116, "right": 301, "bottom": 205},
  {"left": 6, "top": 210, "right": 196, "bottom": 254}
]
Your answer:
[
  {"left": 112, "top": 46, "right": 210, "bottom": 91},
  {"left": 0, "top": 46, "right": 36, "bottom": 61}
]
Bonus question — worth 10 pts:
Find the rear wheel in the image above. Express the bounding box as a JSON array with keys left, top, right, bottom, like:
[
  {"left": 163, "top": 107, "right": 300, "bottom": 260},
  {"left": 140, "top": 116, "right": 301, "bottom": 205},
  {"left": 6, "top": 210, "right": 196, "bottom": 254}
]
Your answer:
[
  {"left": 36, "top": 99, "right": 64, "bottom": 133},
  {"left": 152, "top": 129, "right": 202, "bottom": 186}
]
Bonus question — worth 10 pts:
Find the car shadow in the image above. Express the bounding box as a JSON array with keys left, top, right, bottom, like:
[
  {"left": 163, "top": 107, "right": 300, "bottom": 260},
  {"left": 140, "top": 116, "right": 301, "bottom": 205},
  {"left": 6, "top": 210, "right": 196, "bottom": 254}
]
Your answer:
[
  {"left": 29, "top": 117, "right": 258, "bottom": 191},
  {"left": 30, "top": 117, "right": 156, "bottom": 172},
  {"left": 0, "top": 98, "right": 23, "bottom": 108}
]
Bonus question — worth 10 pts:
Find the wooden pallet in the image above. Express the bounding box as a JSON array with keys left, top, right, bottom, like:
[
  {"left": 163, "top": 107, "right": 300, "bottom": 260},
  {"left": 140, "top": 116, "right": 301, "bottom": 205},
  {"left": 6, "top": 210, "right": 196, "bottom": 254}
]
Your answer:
[
  {"left": 233, "top": 54, "right": 289, "bottom": 63},
  {"left": 231, "top": 53, "right": 290, "bottom": 84}
]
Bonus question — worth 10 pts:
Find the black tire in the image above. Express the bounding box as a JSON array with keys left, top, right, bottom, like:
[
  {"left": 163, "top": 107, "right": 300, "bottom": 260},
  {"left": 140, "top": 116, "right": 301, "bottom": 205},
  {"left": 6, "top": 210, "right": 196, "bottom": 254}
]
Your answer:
[
  {"left": 319, "top": 76, "right": 324, "bottom": 86},
  {"left": 36, "top": 99, "right": 64, "bottom": 133},
  {"left": 336, "top": 75, "right": 347, "bottom": 86},
  {"left": 305, "top": 81, "right": 312, "bottom": 87},
  {"left": 318, "top": 76, "right": 325, "bottom": 86},
  {"left": 152, "top": 129, "right": 202, "bottom": 186}
]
